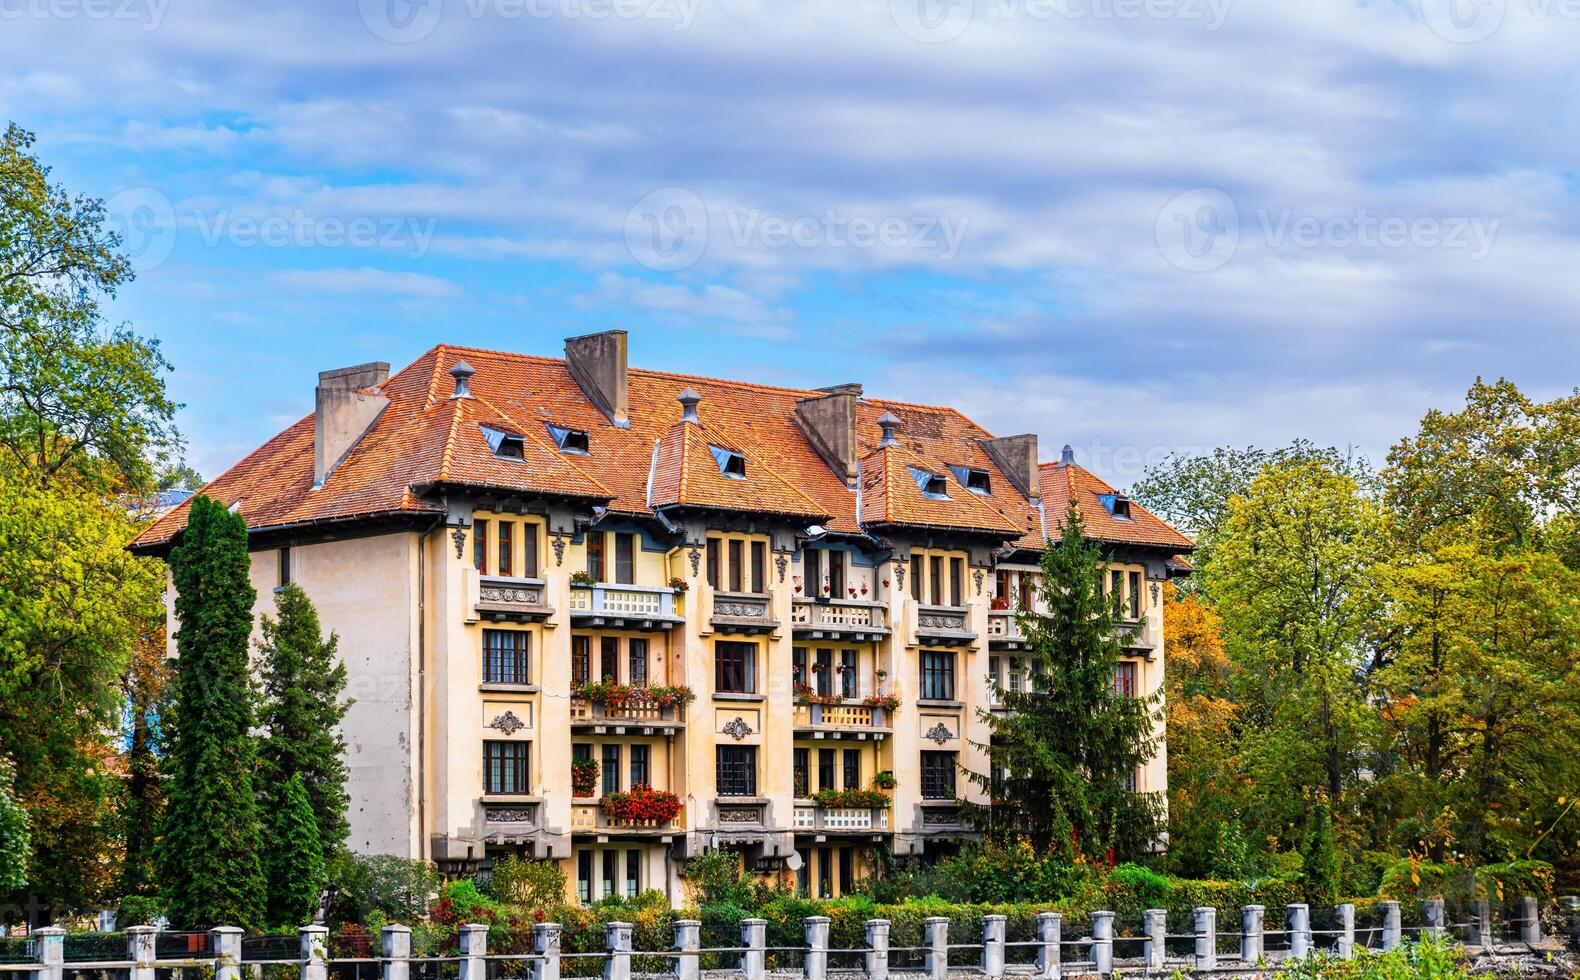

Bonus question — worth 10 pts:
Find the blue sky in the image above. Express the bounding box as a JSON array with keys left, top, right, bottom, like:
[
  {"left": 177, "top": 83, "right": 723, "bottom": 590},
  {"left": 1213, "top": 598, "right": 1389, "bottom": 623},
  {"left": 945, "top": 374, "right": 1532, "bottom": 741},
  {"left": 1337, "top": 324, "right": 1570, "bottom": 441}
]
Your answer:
[{"left": 6, "top": 0, "right": 1579, "bottom": 488}]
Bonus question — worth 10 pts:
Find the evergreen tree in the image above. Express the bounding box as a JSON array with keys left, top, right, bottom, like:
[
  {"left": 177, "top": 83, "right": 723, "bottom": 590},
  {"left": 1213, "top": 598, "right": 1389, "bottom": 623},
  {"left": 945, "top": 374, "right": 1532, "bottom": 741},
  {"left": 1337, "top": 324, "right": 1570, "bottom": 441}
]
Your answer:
[
  {"left": 158, "top": 495, "right": 265, "bottom": 930},
  {"left": 118, "top": 625, "right": 168, "bottom": 899},
  {"left": 257, "top": 583, "right": 351, "bottom": 866},
  {"left": 264, "top": 773, "right": 324, "bottom": 928},
  {"left": 1301, "top": 800, "right": 1339, "bottom": 904},
  {"left": 0, "top": 758, "right": 29, "bottom": 894},
  {"left": 965, "top": 506, "right": 1165, "bottom": 861}
]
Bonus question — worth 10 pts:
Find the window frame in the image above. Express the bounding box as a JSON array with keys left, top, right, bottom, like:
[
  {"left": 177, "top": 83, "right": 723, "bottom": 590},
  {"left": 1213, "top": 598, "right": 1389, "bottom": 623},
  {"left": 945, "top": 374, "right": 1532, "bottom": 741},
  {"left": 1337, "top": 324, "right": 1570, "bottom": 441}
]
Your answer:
[
  {"left": 920, "top": 650, "right": 956, "bottom": 701},
  {"left": 483, "top": 740, "right": 530, "bottom": 795},
  {"left": 920, "top": 751, "right": 957, "bottom": 800},
  {"left": 482, "top": 629, "right": 531, "bottom": 686},
  {"left": 614, "top": 532, "right": 635, "bottom": 585},
  {"left": 716, "top": 745, "right": 757, "bottom": 797},
  {"left": 715, "top": 641, "right": 758, "bottom": 694}
]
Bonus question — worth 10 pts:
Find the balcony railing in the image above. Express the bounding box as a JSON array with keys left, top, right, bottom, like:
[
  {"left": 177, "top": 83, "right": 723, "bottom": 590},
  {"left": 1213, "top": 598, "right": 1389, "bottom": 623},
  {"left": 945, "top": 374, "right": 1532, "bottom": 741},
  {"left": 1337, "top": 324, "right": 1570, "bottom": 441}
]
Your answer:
[
  {"left": 568, "top": 583, "right": 683, "bottom": 629},
  {"left": 709, "top": 591, "right": 777, "bottom": 634},
  {"left": 711, "top": 799, "right": 769, "bottom": 831},
  {"left": 793, "top": 804, "right": 891, "bottom": 832},
  {"left": 476, "top": 575, "right": 554, "bottom": 622},
  {"left": 914, "top": 603, "right": 975, "bottom": 645},
  {"left": 792, "top": 702, "right": 891, "bottom": 736},
  {"left": 569, "top": 697, "right": 684, "bottom": 730},
  {"left": 987, "top": 609, "right": 1028, "bottom": 649},
  {"left": 570, "top": 801, "right": 685, "bottom": 833},
  {"left": 790, "top": 599, "right": 890, "bottom": 640}
]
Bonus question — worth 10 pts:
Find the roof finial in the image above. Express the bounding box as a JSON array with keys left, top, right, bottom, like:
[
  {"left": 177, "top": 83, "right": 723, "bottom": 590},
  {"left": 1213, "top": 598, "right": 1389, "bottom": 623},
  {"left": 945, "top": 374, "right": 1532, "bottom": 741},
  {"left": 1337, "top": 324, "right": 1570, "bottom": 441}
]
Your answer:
[
  {"left": 677, "top": 387, "right": 701, "bottom": 424},
  {"left": 1061, "top": 444, "right": 1074, "bottom": 465},
  {"left": 877, "top": 411, "right": 900, "bottom": 448},
  {"left": 449, "top": 360, "right": 475, "bottom": 400}
]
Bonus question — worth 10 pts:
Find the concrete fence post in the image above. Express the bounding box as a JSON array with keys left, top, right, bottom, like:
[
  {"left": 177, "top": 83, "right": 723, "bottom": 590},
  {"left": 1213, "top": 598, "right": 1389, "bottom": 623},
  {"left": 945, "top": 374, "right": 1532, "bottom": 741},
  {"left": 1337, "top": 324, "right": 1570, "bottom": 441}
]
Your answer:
[
  {"left": 1473, "top": 900, "right": 1493, "bottom": 949},
  {"left": 212, "top": 927, "right": 244, "bottom": 980},
  {"left": 1240, "top": 905, "right": 1264, "bottom": 963},
  {"left": 604, "top": 922, "right": 633, "bottom": 980},
  {"left": 923, "top": 916, "right": 949, "bottom": 980},
  {"left": 127, "top": 925, "right": 158, "bottom": 980},
  {"left": 1192, "top": 907, "right": 1216, "bottom": 972},
  {"left": 379, "top": 925, "right": 410, "bottom": 980},
  {"left": 982, "top": 915, "right": 1006, "bottom": 979},
  {"left": 804, "top": 916, "right": 830, "bottom": 980},
  {"left": 865, "top": 919, "right": 890, "bottom": 980},
  {"left": 1034, "top": 912, "right": 1062, "bottom": 980},
  {"left": 1287, "top": 905, "right": 1311, "bottom": 960},
  {"left": 673, "top": 920, "right": 700, "bottom": 980},
  {"left": 1380, "top": 901, "right": 1401, "bottom": 952},
  {"left": 1519, "top": 896, "right": 1540, "bottom": 944},
  {"left": 457, "top": 924, "right": 488, "bottom": 980},
  {"left": 1336, "top": 904, "right": 1355, "bottom": 960},
  {"left": 1143, "top": 909, "right": 1166, "bottom": 970},
  {"left": 1563, "top": 896, "right": 1580, "bottom": 944},
  {"left": 741, "top": 918, "right": 767, "bottom": 980},
  {"left": 1421, "top": 899, "right": 1446, "bottom": 942},
  {"left": 300, "top": 926, "right": 329, "bottom": 980},
  {"left": 31, "top": 926, "right": 63, "bottom": 980},
  {"left": 532, "top": 923, "right": 562, "bottom": 980},
  {"left": 1089, "top": 911, "right": 1114, "bottom": 976}
]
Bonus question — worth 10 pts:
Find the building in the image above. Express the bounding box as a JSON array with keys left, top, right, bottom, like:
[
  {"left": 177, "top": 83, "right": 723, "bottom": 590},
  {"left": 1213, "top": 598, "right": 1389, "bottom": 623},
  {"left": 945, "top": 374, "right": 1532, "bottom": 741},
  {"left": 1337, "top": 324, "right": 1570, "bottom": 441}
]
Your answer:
[{"left": 130, "top": 330, "right": 1193, "bottom": 903}]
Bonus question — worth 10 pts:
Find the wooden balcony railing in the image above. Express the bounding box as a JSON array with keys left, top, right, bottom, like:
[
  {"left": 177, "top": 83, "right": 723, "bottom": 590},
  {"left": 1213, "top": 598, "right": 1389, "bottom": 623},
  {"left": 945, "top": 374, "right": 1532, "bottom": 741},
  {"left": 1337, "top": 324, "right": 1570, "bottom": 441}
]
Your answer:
[
  {"left": 568, "top": 583, "right": 683, "bottom": 629},
  {"left": 792, "top": 805, "right": 891, "bottom": 832},
  {"left": 790, "top": 599, "right": 890, "bottom": 639},
  {"left": 569, "top": 697, "right": 684, "bottom": 730},
  {"left": 987, "top": 610, "right": 1028, "bottom": 649},
  {"left": 792, "top": 702, "right": 891, "bottom": 735}
]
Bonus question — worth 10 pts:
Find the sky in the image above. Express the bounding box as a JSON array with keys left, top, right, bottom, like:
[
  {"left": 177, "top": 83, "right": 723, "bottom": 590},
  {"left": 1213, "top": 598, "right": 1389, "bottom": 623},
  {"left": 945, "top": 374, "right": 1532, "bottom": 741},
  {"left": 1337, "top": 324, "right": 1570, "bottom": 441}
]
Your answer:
[{"left": 4, "top": 0, "right": 1578, "bottom": 490}]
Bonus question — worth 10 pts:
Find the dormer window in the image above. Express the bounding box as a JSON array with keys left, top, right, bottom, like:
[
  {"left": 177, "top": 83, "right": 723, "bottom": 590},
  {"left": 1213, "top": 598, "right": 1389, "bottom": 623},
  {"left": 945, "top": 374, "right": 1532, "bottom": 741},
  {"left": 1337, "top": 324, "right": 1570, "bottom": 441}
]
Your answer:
[
  {"left": 546, "top": 424, "right": 590, "bottom": 455},
  {"left": 908, "top": 466, "right": 950, "bottom": 500},
  {"left": 710, "top": 445, "right": 746, "bottom": 479},
  {"left": 949, "top": 465, "right": 992, "bottom": 495},
  {"left": 480, "top": 425, "right": 525, "bottom": 460},
  {"left": 1098, "top": 493, "right": 1133, "bottom": 520}
]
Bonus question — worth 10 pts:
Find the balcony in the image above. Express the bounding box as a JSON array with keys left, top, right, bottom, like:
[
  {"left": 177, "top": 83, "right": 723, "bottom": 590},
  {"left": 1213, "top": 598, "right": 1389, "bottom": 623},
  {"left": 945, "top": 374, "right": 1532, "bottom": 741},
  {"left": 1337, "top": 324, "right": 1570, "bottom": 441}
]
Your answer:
[
  {"left": 790, "top": 599, "right": 890, "bottom": 641},
  {"left": 476, "top": 575, "right": 554, "bottom": 623},
  {"left": 792, "top": 702, "right": 892, "bottom": 740},
  {"left": 709, "top": 591, "right": 778, "bottom": 635},
  {"left": 1120, "top": 615, "right": 1161, "bottom": 654},
  {"left": 987, "top": 609, "right": 1029, "bottom": 650},
  {"left": 793, "top": 804, "right": 891, "bottom": 835},
  {"left": 570, "top": 800, "right": 685, "bottom": 838},
  {"left": 570, "top": 697, "right": 685, "bottom": 734},
  {"left": 568, "top": 583, "right": 684, "bottom": 631},
  {"left": 916, "top": 800, "right": 970, "bottom": 832},
  {"left": 913, "top": 603, "right": 975, "bottom": 646},
  {"left": 480, "top": 799, "right": 542, "bottom": 845}
]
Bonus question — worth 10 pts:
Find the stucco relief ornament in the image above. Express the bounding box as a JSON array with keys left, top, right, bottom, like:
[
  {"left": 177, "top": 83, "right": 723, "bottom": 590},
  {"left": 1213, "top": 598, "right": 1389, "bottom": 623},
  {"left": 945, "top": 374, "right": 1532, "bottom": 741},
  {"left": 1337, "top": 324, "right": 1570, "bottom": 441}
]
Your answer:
[
  {"left": 722, "top": 716, "right": 754, "bottom": 740},
  {"left": 552, "top": 535, "right": 567, "bottom": 567},
  {"left": 1151, "top": 583, "right": 1161, "bottom": 604},
  {"left": 452, "top": 526, "right": 468, "bottom": 559},
  {"left": 689, "top": 545, "right": 702, "bottom": 576},
  {"left": 895, "top": 563, "right": 906, "bottom": 591},
  {"left": 924, "top": 723, "right": 954, "bottom": 745},
  {"left": 776, "top": 553, "right": 788, "bottom": 583},
  {"left": 974, "top": 568, "right": 985, "bottom": 595},
  {"left": 488, "top": 710, "right": 526, "bottom": 736}
]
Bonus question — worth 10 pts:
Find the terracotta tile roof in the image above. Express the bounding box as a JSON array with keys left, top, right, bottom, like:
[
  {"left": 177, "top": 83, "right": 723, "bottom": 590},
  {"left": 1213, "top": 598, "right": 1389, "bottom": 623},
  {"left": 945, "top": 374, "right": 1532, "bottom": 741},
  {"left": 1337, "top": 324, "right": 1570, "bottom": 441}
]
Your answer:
[
  {"left": 130, "top": 341, "right": 1190, "bottom": 556},
  {"left": 1037, "top": 460, "right": 1195, "bottom": 551}
]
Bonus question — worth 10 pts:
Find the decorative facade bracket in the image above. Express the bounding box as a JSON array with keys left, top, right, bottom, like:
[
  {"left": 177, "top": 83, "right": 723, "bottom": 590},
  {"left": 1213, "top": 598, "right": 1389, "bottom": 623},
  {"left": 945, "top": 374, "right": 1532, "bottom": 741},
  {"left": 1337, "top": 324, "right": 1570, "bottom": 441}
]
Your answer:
[
  {"left": 451, "top": 526, "right": 468, "bottom": 560},
  {"left": 722, "top": 716, "right": 754, "bottom": 740},
  {"left": 924, "top": 722, "right": 954, "bottom": 745},
  {"left": 489, "top": 710, "right": 526, "bottom": 736}
]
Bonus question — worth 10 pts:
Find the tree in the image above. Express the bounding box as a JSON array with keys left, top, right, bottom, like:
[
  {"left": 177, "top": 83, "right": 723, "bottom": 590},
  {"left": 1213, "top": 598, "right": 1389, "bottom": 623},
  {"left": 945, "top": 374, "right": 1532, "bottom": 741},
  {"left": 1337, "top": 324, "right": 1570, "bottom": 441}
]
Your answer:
[
  {"left": 264, "top": 773, "right": 324, "bottom": 928},
  {"left": 159, "top": 495, "right": 265, "bottom": 930},
  {"left": 257, "top": 583, "right": 351, "bottom": 867},
  {"left": 965, "top": 507, "right": 1164, "bottom": 861},
  {"left": 0, "top": 758, "right": 27, "bottom": 894},
  {"left": 118, "top": 624, "right": 169, "bottom": 900},
  {"left": 1301, "top": 801, "right": 1339, "bottom": 904}
]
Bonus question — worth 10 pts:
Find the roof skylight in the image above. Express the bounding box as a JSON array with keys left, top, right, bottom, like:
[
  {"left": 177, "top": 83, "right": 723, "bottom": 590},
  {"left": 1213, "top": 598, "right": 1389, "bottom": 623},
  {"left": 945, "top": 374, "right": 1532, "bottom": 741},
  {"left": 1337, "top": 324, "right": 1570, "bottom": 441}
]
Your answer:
[
  {"left": 546, "top": 423, "right": 590, "bottom": 455},
  {"left": 710, "top": 445, "right": 746, "bottom": 479},
  {"left": 949, "top": 465, "right": 992, "bottom": 495},
  {"left": 481, "top": 424, "right": 525, "bottom": 460},
  {"left": 908, "top": 466, "right": 950, "bottom": 500}
]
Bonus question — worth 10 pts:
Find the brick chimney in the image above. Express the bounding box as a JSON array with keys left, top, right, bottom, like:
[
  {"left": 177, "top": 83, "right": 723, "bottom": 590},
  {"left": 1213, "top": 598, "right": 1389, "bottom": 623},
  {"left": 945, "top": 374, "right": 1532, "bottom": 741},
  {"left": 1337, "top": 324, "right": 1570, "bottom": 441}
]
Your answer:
[
  {"left": 796, "top": 384, "right": 862, "bottom": 488},
  {"left": 314, "top": 362, "right": 390, "bottom": 488},
  {"left": 980, "top": 434, "right": 1040, "bottom": 500},
  {"left": 565, "top": 330, "right": 629, "bottom": 427}
]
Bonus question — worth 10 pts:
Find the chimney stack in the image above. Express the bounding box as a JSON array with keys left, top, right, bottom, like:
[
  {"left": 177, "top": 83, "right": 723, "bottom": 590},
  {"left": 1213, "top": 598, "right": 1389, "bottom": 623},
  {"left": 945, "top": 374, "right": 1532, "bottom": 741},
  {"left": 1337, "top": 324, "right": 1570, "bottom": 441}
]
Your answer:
[
  {"left": 876, "top": 411, "right": 900, "bottom": 448},
  {"left": 314, "top": 362, "right": 390, "bottom": 488},
  {"left": 796, "top": 386, "right": 862, "bottom": 487},
  {"left": 565, "top": 330, "right": 629, "bottom": 427},
  {"left": 677, "top": 387, "right": 701, "bottom": 424},
  {"left": 980, "top": 434, "right": 1040, "bottom": 500},
  {"left": 448, "top": 360, "right": 475, "bottom": 399}
]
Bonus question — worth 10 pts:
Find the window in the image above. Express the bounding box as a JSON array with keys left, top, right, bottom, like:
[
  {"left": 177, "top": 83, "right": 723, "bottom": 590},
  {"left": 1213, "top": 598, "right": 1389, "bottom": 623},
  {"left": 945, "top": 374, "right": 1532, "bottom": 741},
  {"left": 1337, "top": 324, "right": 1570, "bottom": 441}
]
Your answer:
[
  {"left": 996, "top": 569, "right": 1010, "bottom": 605},
  {"left": 483, "top": 629, "right": 530, "bottom": 685},
  {"left": 840, "top": 650, "right": 857, "bottom": 699},
  {"left": 842, "top": 749, "right": 860, "bottom": 790},
  {"left": 706, "top": 538, "right": 720, "bottom": 588},
  {"left": 1110, "top": 570, "right": 1124, "bottom": 614},
  {"left": 602, "top": 744, "right": 622, "bottom": 795},
  {"left": 1123, "top": 770, "right": 1138, "bottom": 793},
  {"left": 600, "top": 637, "right": 620, "bottom": 684},
  {"left": 278, "top": 547, "right": 291, "bottom": 586},
  {"left": 1113, "top": 497, "right": 1132, "bottom": 519},
  {"left": 949, "top": 465, "right": 991, "bottom": 494},
  {"left": 615, "top": 532, "right": 635, "bottom": 584},
  {"left": 577, "top": 851, "right": 592, "bottom": 903},
  {"left": 716, "top": 641, "right": 757, "bottom": 693},
  {"left": 546, "top": 424, "right": 590, "bottom": 455},
  {"left": 484, "top": 741, "right": 530, "bottom": 795},
  {"left": 572, "top": 635, "right": 591, "bottom": 685},
  {"left": 481, "top": 425, "right": 525, "bottom": 459},
  {"left": 817, "top": 846, "right": 833, "bottom": 898},
  {"left": 498, "top": 521, "right": 513, "bottom": 577},
  {"left": 630, "top": 745, "right": 649, "bottom": 787},
  {"left": 750, "top": 541, "right": 766, "bottom": 594},
  {"left": 474, "top": 520, "right": 488, "bottom": 571},
  {"left": 628, "top": 638, "right": 649, "bottom": 687},
  {"left": 1128, "top": 570, "right": 1142, "bottom": 619},
  {"left": 949, "top": 557, "right": 964, "bottom": 606},
  {"left": 710, "top": 445, "right": 746, "bottom": 478},
  {"left": 793, "top": 748, "right": 810, "bottom": 797},
  {"left": 818, "top": 749, "right": 836, "bottom": 791},
  {"left": 929, "top": 556, "right": 943, "bottom": 605},
  {"left": 1009, "top": 657, "right": 1023, "bottom": 693},
  {"left": 910, "top": 556, "right": 922, "bottom": 601},
  {"left": 728, "top": 539, "right": 743, "bottom": 592},
  {"left": 920, "top": 651, "right": 955, "bottom": 701},
  {"left": 921, "top": 751, "right": 957, "bottom": 799},
  {"left": 826, "top": 550, "right": 843, "bottom": 600},
  {"left": 795, "top": 849, "right": 809, "bottom": 895},
  {"left": 523, "top": 526, "right": 539, "bottom": 578},
  {"left": 603, "top": 850, "right": 617, "bottom": 899},
  {"left": 804, "top": 548, "right": 821, "bottom": 596},
  {"left": 716, "top": 745, "right": 757, "bottom": 796},
  {"left": 625, "top": 850, "right": 641, "bottom": 898},
  {"left": 586, "top": 532, "right": 605, "bottom": 582},
  {"left": 1113, "top": 661, "right": 1138, "bottom": 699},
  {"left": 839, "top": 847, "right": 854, "bottom": 895},
  {"left": 1019, "top": 571, "right": 1034, "bottom": 610},
  {"left": 815, "top": 649, "right": 833, "bottom": 697},
  {"left": 909, "top": 466, "right": 949, "bottom": 499}
]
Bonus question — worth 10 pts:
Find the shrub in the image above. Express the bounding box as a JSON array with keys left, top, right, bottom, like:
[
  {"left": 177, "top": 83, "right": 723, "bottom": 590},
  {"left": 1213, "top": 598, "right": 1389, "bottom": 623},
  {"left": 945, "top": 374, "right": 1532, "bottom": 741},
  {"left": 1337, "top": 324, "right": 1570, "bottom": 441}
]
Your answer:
[
  {"left": 1301, "top": 801, "right": 1340, "bottom": 904},
  {"left": 810, "top": 789, "right": 891, "bottom": 809},
  {"left": 602, "top": 786, "right": 683, "bottom": 824},
  {"left": 682, "top": 850, "right": 755, "bottom": 907},
  {"left": 488, "top": 855, "right": 567, "bottom": 910},
  {"left": 117, "top": 894, "right": 164, "bottom": 928},
  {"left": 1108, "top": 863, "right": 1173, "bottom": 910},
  {"left": 571, "top": 758, "right": 600, "bottom": 797},
  {"left": 333, "top": 853, "right": 443, "bottom": 924}
]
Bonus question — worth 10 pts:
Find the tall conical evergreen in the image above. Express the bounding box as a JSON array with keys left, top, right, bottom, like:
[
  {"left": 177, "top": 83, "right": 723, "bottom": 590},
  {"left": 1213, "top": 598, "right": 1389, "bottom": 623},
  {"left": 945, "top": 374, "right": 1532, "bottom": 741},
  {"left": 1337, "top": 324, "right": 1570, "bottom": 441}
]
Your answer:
[
  {"left": 965, "top": 505, "right": 1165, "bottom": 861},
  {"left": 158, "top": 496, "right": 265, "bottom": 929},
  {"left": 264, "top": 772, "right": 325, "bottom": 927},
  {"left": 257, "top": 583, "right": 351, "bottom": 866}
]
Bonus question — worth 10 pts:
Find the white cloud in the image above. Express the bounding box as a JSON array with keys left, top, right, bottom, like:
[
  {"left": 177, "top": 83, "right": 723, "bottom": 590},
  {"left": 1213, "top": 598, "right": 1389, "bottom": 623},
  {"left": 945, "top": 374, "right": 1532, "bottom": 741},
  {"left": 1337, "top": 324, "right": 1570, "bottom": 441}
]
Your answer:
[{"left": 270, "top": 267, "right": 460, "bottom": 298}]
